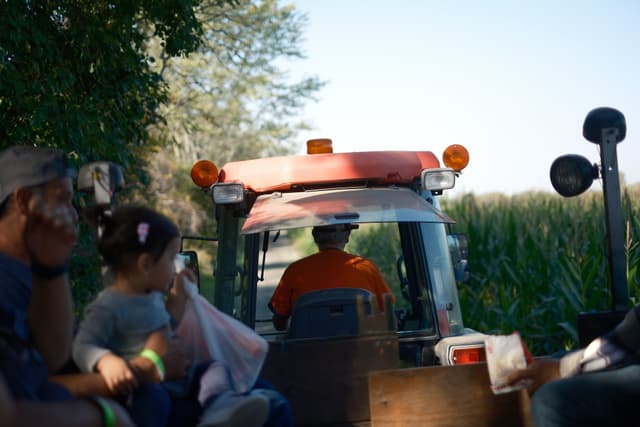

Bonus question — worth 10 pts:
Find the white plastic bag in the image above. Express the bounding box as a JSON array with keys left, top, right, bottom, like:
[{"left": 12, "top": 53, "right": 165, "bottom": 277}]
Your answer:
[
  {"left": 484, "top": 332, "right": 532, "bottom": 394},
  {"left": 174, "top": 278, "right": 268, "bottom": 394}
]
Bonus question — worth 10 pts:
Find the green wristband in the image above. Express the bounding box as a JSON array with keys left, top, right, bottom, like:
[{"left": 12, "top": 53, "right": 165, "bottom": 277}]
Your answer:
[
  {"left": 89, "top": 396, "right": 115, "bottom": 427},
  {"left": 140, "top": 348, "right": 166, "bottom": 381}
]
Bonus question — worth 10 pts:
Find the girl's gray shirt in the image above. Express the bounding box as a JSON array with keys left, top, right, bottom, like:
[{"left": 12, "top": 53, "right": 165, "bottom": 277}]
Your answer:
[{"left": 72, "top": 288, "right": 170, "bottom": 373}]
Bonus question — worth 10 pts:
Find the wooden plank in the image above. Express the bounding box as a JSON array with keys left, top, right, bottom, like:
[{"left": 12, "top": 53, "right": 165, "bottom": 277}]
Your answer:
[{"left": 369, "top": 363, "right": 532, "bottom": 427}]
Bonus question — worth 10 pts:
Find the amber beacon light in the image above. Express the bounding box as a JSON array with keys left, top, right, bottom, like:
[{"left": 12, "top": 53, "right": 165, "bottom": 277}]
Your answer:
[
  {"left": 191, "top": 160, "right": 219, "bottom": 188},
  {"left": 306, "top": 138, "right": 333, "bottom": 154},
  {"left": 442, "top": 144, "right": 470, "bottom": 171}
]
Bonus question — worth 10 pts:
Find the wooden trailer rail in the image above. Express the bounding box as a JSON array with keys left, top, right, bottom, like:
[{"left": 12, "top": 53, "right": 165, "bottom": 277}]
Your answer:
[{"left": 369, "top": 363, "right": 533, "bottom": 427}]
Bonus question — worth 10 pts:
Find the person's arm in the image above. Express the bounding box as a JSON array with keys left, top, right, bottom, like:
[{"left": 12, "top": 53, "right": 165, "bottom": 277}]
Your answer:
[
  {"left": 609, "top": 305, "right": 640, "bottom": 352},
  {"left": 506, "top": 305, "right": 640, "bottom": 393},
  {"left": 50, "top": 303, "right": 121, "bottom": 398},
  {"left": 49, "top": 372, "right": 111, "bottom": 397},
  {"left": 272, "top": 312, "right": 289, "bottom": 331},
  {"left": 554, "top": 306, "right": 639, "bottom": 379},
  {"left": 29, "top": 274, "right": 74, "bottom": 373},
  {"left": 166, "top": 269, "right": 196, "bottom": 324},
  {"left": 0, "top": 374, "right": 15, "bottom": 427},
  {"left": 506, "top": 338, "right": 626, "bottom": 394},
  {"left": 53, "top": 331, "right": 183, "bottom": 397},
  {"left": 505, "top": 358, "right": 560, "bottom": 394},
  {"left": 19, "top": 184, "right": 78, "bottom": 374},
  {"left": 129, "top": 327, "right": 189, "bottom": 382},
  {"left": 269, "top": 272, "right": 293, "bottom": 330},
  {"left": 72, "top": 304, "right": 116, "bottom": 374},
  {"left": 14, "top": 397, "right": 135, "bottom": 427},
  {"left": 4, "top": 365, "right": 132, "bottom": 427}
]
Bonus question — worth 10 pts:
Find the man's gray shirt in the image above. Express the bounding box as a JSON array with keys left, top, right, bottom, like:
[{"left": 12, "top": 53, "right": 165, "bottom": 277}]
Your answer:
[{"left": 72, "top": 288, "right": 170, "bottom": 373}]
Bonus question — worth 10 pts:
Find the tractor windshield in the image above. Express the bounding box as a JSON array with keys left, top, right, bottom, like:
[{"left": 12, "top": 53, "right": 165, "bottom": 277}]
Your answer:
[{"left": 241, "top": 187, "right": 454, "bottom": 234}]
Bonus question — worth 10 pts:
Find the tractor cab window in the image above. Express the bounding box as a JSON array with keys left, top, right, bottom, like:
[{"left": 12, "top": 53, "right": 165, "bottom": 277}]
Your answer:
[
  {"left": 253, "top": 222, "right": 441, "bottom": 338},
  {"left": 241, "top": 187, "right": 456, "bottom": 339}
]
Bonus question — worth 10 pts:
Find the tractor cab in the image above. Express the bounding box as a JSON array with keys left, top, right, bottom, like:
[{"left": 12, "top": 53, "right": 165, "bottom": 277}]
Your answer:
[{"left": 187, "top": 140, "right": 487, "bottom": 425}]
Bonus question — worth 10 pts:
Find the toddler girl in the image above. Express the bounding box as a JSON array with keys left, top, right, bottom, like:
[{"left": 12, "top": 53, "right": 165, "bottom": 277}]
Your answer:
[{"left": 72, "top": 205, "right": 272, "bottom": 427}]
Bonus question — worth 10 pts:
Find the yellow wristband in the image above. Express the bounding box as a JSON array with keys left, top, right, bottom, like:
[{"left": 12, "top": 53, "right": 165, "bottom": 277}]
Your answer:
[
  {"left": 140, "top": 348, "right": 166, "bottom": 381},
  {"left": 88, "top": 396, "right": 115, "bottom": 427}
]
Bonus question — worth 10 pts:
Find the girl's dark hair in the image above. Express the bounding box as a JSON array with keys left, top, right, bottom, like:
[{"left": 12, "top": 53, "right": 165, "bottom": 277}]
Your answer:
[{"left": 85, "top": 205, "right": 180, "bottom": 270}]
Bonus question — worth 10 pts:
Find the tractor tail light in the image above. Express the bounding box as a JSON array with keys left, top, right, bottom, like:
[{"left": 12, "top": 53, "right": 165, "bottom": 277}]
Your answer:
[{"left": 451, "top": 345, "right": 486, "bottom": 365}]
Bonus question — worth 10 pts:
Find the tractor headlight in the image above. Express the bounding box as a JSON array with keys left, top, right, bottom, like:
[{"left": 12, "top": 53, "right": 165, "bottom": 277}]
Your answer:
[
  {"left": 422, "top": 168, "right": 456, "bottom": 193},
  {"left": 212, "top": 183, "right": 244, "bottom": 204}
]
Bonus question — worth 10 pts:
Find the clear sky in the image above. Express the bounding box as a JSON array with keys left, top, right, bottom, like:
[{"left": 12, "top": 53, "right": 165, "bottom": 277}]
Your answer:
[{"left": 286, "top": 0, "right": 640, "bottom": 196}]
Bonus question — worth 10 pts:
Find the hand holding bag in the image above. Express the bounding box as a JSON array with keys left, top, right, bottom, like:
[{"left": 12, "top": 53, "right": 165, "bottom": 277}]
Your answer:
[{"left": 175, "top": 279, "right": 268, "bottom": 393}]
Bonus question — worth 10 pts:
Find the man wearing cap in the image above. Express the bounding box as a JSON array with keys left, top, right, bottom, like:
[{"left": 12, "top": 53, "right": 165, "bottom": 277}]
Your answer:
[
  {"left": 269, "top": 224, "right": 394, "bottom": 331},
  {"left": 0, "top": 145, "right": 134, "bottom": 426}
]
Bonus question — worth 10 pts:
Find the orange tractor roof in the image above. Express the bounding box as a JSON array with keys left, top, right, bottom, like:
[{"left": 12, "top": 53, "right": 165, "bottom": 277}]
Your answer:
[{"left": 217, "top": 150, "right": 441, "bottom": 193}]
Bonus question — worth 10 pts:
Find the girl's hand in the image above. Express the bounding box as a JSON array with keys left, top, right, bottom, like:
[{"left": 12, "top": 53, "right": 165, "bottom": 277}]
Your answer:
[
  {"left": 166, "top": 269, "right": 196, "bottom": 322},
  {"left": 131, "top": 330, "right": 189, "bottom": 382},
  {"left": 131, "top": 329, "right": 191, "bottom": 382},
  {"left": 95, "top": 353, "right": 138, "bottom": 396},
  {"left": 170, "top": 268, "right": 197, "bottom": 297}
]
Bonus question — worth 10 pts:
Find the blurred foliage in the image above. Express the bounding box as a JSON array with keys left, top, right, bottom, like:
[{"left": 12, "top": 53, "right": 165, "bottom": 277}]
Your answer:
[
  {"left": 348, "top": 224, "right": 406, "bottom": 308},
  {"left": 0, "top": 0, "right": 228, "bottom": 172},
  {"left": 69, "top": 222, "right": 102, "bottom": 320},
  {"left": 148, "top": 0, "right": 325, "bottom": 166}
]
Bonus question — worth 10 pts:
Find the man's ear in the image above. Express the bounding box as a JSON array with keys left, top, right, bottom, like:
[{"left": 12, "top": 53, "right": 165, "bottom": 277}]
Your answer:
[{"left": 13, "top": 187, "right": 32, "bottom": 215}]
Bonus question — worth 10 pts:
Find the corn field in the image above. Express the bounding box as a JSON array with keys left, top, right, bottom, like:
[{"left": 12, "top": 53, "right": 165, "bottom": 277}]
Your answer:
[
  {"left": 441, "top": 185, "right": 640, "bottom": 355},
  {"left": 341, "top": 185, "right": 640, "bottom": 356}
]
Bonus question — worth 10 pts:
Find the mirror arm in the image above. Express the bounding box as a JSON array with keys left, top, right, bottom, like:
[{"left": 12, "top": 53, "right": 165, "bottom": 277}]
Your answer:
[{"left": 258, "top": 231, "right": 269, "bottom": 282}]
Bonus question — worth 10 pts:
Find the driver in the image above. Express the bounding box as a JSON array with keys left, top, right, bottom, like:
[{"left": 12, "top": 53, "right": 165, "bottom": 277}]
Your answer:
[{"left": 268, "top": 224, "right": 394, "bottom": 331}]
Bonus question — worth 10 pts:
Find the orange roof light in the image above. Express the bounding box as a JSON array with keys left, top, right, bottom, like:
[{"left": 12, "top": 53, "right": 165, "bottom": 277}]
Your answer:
[
  {"left": 443, "top": 144, "right": 469, "bottom": 171},
  {"left": 307, "top": 138, "right": 333, "bottom": 155},
  {"left": 191, "top": 160, "right": 219, "bottom": 188}
]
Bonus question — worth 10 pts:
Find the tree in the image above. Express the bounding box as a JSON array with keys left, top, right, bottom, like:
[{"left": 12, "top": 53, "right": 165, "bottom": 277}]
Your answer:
[
  {"left": 145, "top": 0, "right": 325, "bottom": 234},
  {"left": 0, "top": 0, "right": 233, "bottom": 170},
  {"left": 149, "top": 0, "right": 325, "bottom": 166},
  {"left": 0, "top": 0, "right": 233, "bottom": 314}
]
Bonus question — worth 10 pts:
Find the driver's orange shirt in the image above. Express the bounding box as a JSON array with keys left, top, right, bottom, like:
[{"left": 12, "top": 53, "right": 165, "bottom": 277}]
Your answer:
[{"left": 269, "top": 248, "right": 394, "bottom": 317}]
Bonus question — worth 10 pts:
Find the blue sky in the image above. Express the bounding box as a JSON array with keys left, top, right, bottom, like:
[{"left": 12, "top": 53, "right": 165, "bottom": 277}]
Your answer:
[{"left": 286, "top": 0, "right": 640, "bottom": 196}]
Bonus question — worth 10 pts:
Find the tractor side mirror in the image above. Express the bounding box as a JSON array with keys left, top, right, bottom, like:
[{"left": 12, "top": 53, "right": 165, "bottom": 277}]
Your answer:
[
  {"left": 77, "top": 161, "right": 125, "bottom": 208},
  {"left": 448, "top": 234, "right": 469, "bottom": 283}
]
